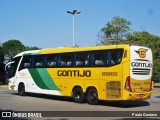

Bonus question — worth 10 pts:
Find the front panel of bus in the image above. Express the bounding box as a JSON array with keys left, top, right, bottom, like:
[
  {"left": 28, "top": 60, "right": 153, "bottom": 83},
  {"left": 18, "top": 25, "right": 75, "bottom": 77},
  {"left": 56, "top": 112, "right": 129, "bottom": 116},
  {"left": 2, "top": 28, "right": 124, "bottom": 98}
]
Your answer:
[{"left": 7, "top": 56, "right": 22, "bottom": 91}]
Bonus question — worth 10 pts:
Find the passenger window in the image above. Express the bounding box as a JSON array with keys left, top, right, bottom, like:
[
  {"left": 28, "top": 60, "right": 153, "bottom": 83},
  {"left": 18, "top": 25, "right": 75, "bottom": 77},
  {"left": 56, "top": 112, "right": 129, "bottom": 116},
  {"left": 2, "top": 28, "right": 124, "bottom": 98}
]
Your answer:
[
  {"left": 107, "top": 49, "right": 123, "bottom": 66},
  {"left": 19, "top": 56, "right": 32, "bottom": 71},
  {"left": 34, "top": 55, "right": 44, "bottom": 68},
  {"left": 46, "top": 55, "right": 57, "bottom": 67},
  {"left": 59, "top": 54, "right": 73, "bottom": 67},
  {"left": 75, "top": 52, "right": 89, "bottom": 67},
  {"left": 94, "top": 51, "right": 105, "bottom": 67}
]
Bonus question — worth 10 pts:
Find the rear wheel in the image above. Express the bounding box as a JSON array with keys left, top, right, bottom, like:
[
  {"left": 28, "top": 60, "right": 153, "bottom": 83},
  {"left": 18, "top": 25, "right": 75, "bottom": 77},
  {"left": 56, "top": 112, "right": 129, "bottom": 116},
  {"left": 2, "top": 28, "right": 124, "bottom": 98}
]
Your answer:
[
  {"left": 87, "top": 88, "right": 99, "bottom": 105},
  {"left": 18, "top": 83, "right": 25, "bottom": 96},
  {"left": 72, "top": 87, "right": 85, "bottom": 103}
]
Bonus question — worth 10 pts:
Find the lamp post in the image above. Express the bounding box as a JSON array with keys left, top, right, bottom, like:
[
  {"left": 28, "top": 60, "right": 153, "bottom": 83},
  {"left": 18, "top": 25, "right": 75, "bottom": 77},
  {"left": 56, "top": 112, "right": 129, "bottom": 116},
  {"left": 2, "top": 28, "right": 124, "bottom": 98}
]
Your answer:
[{"left": 67, "top": 10, "right": 81, "bottom": 47}]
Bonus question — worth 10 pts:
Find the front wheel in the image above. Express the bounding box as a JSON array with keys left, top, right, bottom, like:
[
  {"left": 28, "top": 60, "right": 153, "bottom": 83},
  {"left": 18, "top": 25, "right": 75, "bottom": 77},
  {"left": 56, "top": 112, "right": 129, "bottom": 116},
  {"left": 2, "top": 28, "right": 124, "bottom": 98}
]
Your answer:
[
  {"left": 72, "top": 87, "right": 86, "bottom": 103},
  {"left": 18, "top": 84, "right": 26, "bottom": 96},
  {"left": 87, "top": 88, "right": 99, "bottom": 105}
]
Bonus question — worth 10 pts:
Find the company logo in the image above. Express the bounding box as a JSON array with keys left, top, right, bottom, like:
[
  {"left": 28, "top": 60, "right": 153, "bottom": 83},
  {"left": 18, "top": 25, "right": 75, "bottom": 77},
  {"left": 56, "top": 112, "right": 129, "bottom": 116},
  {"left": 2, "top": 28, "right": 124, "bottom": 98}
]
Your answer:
[
  {"left": 135, "top": 48, "right": 148, "bottom": 58},
  {"left": 57, "top": 70, "right": 91, "bottom": 77}
]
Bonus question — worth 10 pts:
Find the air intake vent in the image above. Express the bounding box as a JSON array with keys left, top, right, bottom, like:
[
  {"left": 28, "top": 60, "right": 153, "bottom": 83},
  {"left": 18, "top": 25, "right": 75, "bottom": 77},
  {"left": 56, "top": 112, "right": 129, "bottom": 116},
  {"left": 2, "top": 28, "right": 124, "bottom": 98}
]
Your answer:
[{"left": 106, "top": 81, "right": 121, "bottom": 99}]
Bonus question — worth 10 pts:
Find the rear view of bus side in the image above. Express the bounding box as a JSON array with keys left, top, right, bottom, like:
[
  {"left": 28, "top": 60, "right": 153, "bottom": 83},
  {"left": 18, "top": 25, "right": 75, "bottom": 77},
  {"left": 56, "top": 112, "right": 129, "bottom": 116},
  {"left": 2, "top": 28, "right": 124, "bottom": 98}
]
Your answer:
[
  {"left": 125, "top": 45, "right": 153, "bottom": 100},
  {"left": 7, "top": 44, "right": 153, "bottom": 105}
]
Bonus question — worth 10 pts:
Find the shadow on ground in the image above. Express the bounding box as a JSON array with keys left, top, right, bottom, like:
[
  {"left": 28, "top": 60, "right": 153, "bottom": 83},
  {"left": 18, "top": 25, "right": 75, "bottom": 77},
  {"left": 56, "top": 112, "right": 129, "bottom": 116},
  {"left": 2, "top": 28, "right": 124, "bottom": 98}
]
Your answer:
[{"left": 11, "top": 92, "right": 150, "bottom": 108}]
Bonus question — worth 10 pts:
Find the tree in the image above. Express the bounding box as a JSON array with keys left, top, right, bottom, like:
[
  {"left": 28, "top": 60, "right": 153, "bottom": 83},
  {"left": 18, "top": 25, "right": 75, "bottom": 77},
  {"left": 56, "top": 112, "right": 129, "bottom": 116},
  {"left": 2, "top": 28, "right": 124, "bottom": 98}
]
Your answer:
[
  {"left": 125, "top": 31, "right": 160, "bottom": 59},
  {"left": 2, "top": 40, "right": 41, "bottom": 57},
  {"left": 0, "top": 46, "right": 4, "bottom": 61},
  {"left": 2, "top": 40, "right": 26, "bottom": 56},
  {"left": 25, "top": 46, "right": 41, "bottom": 51},
  {"left": 97, "top": 16, "right": 131, "bottom": 45}
]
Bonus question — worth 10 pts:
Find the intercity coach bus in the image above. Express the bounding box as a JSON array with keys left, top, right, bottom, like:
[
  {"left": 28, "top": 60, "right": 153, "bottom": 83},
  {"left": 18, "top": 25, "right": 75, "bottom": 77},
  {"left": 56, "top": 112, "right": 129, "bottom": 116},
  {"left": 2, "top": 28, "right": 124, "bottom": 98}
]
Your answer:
[{"left": 7, "top": 44, "right": 153, "bottom": 105}]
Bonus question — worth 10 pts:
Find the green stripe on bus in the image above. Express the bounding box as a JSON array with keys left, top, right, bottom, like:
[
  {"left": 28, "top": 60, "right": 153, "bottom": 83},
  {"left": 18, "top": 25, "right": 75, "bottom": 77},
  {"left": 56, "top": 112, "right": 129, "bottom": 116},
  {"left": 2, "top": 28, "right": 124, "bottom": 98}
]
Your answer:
[
  {"left": 28, "top": 68, "right": 49, "bottom": 89},
  {"left": 28, "top": 68, "right": 60, "bottom": 90},
  {"left": 37, "top": 69, "right": 61, "bottom": 90}
]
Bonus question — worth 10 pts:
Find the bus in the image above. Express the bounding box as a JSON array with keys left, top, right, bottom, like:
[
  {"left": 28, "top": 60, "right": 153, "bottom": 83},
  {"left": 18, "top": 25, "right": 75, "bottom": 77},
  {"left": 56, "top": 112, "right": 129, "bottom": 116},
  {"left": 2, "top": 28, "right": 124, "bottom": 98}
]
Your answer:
[{"left": 7, "top": 44, "right": 153, "bottom": 105}]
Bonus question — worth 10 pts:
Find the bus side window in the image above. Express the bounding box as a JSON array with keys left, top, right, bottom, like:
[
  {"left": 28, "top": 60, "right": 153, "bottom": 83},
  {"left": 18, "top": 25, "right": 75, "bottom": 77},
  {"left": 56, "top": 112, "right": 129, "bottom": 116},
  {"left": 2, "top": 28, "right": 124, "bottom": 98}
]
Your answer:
[
  {"left": 116, "top": 50, "right": 123, "bottom": 63},
  {"left": 75, "top": 52, "right": 89, "bottom": 67},
  {"left": 107, "top": 51, "right": 116, "bottom": 66},
  {"left": 46, "top": 55, "right": 57, "bottom": 67},
  {"left": 59, "top": 54, "right": 73, "bottom": 67},
  {"left": 94, "top": 51, "right": 105, "bottom": 67},
  {"left": 34, "top": 55, "right": 44, "bottom": 68},
  {"left": 84, "top": 54, "right": 90, "bottom": 67},
  {"left": 24, "top": 63, "right": 30, "bottom": 68},
  {"left": 107, "top": 49, "right": 123, "bottom": 66},
  {"left": 19, "top": 56, "right": 32, "bottom": 71}
]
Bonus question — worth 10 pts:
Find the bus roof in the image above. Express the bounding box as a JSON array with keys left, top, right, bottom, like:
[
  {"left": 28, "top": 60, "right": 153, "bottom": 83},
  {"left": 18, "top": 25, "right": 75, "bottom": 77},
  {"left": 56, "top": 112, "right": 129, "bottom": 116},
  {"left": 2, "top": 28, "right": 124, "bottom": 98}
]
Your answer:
[{"left": 14, "top": 44, "right": 131, "bottom": 57}]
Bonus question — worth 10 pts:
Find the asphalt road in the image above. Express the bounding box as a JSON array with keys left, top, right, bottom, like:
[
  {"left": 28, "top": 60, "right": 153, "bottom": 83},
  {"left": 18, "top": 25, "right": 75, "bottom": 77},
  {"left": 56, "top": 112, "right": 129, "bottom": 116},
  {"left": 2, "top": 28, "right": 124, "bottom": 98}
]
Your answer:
[{"left": 0, "top": 88, "right": 160, "bottom": 120}]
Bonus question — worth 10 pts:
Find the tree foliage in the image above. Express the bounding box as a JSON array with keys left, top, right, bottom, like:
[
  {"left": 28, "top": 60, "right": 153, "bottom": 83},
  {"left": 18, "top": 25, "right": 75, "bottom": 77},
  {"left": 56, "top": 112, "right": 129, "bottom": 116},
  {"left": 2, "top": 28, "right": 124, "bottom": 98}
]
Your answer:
[
  {"left": 1, "top": 39, "right": 40, "bottom": 58},
  {"left": 2, "top": 40, "right": 26, "bottom": 56},
  {"left": 97, "top": 16, "right": 131, "bottom": 45},
  {"left": 0, "top": 46, "right": 4, "bottom": 61},
  {"left": 25, "top": 46, "right": 41, "bottom": 51}
]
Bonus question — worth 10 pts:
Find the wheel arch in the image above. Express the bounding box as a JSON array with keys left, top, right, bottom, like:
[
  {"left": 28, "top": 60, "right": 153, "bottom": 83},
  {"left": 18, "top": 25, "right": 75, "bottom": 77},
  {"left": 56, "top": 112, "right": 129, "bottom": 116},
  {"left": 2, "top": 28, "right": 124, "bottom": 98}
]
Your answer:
[
  {"left": 72, "top": 85, "right": 84, "bottom": 95},
  {"left": 18, "top": 82, "right": 26, "bottom": 96},
  {"left": 18, "top": 82, "right": 25, "bottom": 88},
  {"left": 86, "top": 86, "right": 98, "bottom": 95},
  {"left": 18, "top": 82, "right": 25, "bottom": 92}
]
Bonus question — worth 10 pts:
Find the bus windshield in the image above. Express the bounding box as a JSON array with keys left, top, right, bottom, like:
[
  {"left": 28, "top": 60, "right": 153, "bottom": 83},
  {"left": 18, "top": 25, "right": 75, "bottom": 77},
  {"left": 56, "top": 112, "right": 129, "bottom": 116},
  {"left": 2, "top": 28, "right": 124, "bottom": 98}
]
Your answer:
[
  {"left": 5, "top": 56, "right": 21, "bottom": 79},
  {"left": 5, "top": 62, "right": 15, "bottom": 79}
]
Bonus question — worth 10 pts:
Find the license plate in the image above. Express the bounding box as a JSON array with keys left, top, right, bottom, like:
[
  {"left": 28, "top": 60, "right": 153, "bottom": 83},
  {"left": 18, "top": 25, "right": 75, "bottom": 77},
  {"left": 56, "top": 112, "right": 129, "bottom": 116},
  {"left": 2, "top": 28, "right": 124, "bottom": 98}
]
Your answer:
[{"left": 139, "top": 94, "right": 144, "bottom": 97}]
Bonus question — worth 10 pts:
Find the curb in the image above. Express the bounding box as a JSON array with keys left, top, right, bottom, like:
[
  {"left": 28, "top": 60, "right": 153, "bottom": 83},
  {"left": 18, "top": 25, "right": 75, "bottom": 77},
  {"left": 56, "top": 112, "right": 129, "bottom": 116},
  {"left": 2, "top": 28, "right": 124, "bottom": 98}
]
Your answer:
[{"left": 0, "top": 85, "right": 8, "bottom": 89}]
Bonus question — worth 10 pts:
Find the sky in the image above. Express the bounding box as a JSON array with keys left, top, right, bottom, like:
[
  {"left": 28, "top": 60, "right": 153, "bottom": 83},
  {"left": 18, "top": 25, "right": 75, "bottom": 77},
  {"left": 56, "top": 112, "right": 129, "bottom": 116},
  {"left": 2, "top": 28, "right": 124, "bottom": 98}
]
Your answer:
[{"left": 0, "top": 0, "right": 160, "bottom": 48}]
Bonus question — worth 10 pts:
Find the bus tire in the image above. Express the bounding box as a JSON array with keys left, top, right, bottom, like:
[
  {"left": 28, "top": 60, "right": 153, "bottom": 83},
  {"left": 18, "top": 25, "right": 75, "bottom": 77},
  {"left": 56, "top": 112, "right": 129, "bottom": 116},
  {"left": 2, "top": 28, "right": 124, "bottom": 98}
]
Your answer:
[
  {"left": 72, "top": 87, "right": 85, "bottom": 103},
  {"left": 18, "top": 83, "right": 26, "bottom": 96},
  {"left": 87, "top": 88, "right": 99, "bottom": 105}
]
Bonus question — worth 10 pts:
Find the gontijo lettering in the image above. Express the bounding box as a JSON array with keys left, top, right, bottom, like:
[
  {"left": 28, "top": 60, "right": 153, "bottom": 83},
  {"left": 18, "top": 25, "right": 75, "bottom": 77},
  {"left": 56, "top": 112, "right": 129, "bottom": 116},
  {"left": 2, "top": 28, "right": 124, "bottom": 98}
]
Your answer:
[
  {"left": 131, "top": 62, "right": 152, "bottom": 68},
  {"left": 57, "top": 70, "right": 91, "bottom": 77}
]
